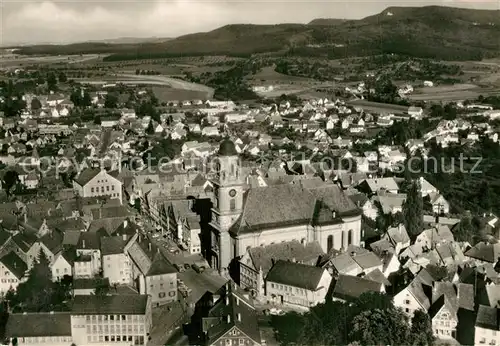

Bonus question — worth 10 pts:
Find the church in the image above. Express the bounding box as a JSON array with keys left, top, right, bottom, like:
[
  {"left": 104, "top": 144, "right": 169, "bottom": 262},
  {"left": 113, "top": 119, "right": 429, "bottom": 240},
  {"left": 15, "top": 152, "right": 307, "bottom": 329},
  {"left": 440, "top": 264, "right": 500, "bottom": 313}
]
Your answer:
[{"left": 209, "top": 139, "right": 362, "bottom": 273}]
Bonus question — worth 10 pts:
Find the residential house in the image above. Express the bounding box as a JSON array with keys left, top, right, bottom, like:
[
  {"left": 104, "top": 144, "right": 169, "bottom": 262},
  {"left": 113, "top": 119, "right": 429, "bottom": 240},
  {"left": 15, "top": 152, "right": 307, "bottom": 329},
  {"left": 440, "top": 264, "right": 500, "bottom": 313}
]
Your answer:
[
  {"left": 331, "top": 274, "right": 385, "bottom": 302},
  {"left": 73, "top": 232, "right": 101, "bottom": 279},
  {"left": 202, "top": 126, "right": 220, "bottom": 137},
  {"left": 127, "top": 235, "right": 178, "bottom": 307},
  {"left": 408, "top": 106, "right": 424, "bottom": 118},
  {"left": 475, "top": 305, "right": 500, "bottom": 346},
  {"left": 428, "top": 193, "right": 450, "bottom": 215},
  {"left": 383, "top": 224, "right": 411, "bottom": 254},
  {"left": 192, "top": 281, "right": 261, "bottom": 346},
  {"left": 0, "top": 252, "right": 28, "bottom": 294},
  {"left": 239, "top": 240, "right": 324, "bottom": 297},
  {"left": 357, "top": 177, "right": 399, "bottom": 195},
  {"left": 265, "top": 260, "right": 332, "bottom": 308},
  {"left": 73, "top": 168, "right": 122, "bottom": 204},
  {"left": 163, "top": 200, "right": 201, "bottom": 254}
]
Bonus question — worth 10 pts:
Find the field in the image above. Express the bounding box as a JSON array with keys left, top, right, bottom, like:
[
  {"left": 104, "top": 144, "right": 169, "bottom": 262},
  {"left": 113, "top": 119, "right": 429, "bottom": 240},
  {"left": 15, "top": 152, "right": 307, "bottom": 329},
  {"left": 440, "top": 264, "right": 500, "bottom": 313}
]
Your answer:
[
  {"left": 0, "top": 53, "right": 101, "bottom": 69},
  {"left": 408, "top": 83, "right": 500, "bottom": 102},
  {"left": 151, "top": 86, "right": 210, "bottom": 102}
]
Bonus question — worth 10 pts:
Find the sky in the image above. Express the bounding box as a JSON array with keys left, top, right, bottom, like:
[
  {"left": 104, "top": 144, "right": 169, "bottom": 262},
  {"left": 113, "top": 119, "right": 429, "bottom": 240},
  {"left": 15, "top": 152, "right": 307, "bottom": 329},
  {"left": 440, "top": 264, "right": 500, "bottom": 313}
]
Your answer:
[{"left": 1, "top": 0, "right": 499, "bottom": 45}]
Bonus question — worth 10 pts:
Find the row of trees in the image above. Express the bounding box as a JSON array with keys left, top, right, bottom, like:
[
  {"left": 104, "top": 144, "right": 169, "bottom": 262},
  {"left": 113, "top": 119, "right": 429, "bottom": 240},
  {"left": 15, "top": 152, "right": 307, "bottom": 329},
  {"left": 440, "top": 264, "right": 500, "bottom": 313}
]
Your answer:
[{"left": 270, "top": 293, "right": 434, "bottom": 346}]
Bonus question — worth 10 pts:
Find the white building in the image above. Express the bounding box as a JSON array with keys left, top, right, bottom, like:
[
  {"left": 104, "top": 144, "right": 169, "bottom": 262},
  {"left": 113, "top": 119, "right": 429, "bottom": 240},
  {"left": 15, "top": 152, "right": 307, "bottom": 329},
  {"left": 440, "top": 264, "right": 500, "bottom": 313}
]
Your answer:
[
  {"left": 70, "top": 295, "right": 152, "bottom": 345},
  {"left": 0, "top": 252, "right": 28, "bottom": 295},
  {"left": 475, "top": 305, "right": 500, "bottom": 346},
  {"left": 265, "top": 260, "right": 332, "bottom": 308},
  {"left": 73, "top": 168, "right": 123, "bottom": 204}
]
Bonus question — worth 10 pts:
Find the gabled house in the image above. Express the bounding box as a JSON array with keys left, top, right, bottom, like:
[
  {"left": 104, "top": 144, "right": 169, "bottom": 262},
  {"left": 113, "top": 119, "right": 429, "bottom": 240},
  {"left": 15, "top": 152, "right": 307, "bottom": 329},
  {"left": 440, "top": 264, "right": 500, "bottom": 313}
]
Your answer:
[
  {"left": 192, "top": 281, "right": 261, "bottom": 346},
  {"left": 265, "top": 260, "right": 332, "bottom": 308},
  {"left": 0, "top": 251, "right": 28, "bottom": 294},
  {"left": 239, "top": 240, "right": 324, "bottom": 297},
  {"left": 331, "top": 274, "right": 384, "bottom": 302}
]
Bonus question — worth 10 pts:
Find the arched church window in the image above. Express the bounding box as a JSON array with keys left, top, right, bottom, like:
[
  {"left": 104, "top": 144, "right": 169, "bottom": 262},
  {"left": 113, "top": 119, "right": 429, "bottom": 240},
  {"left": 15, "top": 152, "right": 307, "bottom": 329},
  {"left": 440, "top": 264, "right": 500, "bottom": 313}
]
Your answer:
[
  {"left": 230, "top": 199, "right": 236, "bottom": 211},
  {"left": 327, "top": 235, "right": 334, "bottom": 252},
  {"left": 348, "top": 229, "right": 353, "bottom": 245}
]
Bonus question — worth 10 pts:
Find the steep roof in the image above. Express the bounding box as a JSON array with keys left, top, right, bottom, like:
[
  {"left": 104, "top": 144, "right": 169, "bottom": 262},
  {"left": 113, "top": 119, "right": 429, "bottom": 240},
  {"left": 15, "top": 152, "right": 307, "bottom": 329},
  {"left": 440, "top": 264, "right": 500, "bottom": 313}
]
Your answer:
[
  {"left": 101, "top": 236, "right": 127, "bottom": 256},
  {"left": 5, "top": 312, "right": 71, "bottom": 338},
  {"left": 332, "top": 274, "right": 383, "bottom": 300},
  {"left": 265, "top": 260, "right": 327, "bottom": 290},
  {"left": 465, "top": 242, "right": 500, "bottom": 263},
  {"left": 73, "top": 168, "right": 100, "bottom": 186},
  {"left": 229, "top": 184, "right": 359, "bottom": 235},
  {"left": 247, "top": 240, "right": 324, "bottom": 275},
  {"left": 204, "top": 281, "right": 261, "bottom": 345},
  {"left": 0, "top": 252, "right": 27, "bottom": 279},
  {"left": 476, "top": 305, "right": 500, "bottom": 330}
]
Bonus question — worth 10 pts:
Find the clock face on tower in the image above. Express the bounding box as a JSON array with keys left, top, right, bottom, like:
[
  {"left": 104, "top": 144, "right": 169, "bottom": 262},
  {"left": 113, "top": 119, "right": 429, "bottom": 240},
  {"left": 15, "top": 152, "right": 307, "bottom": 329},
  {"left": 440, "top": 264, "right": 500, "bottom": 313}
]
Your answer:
[{"left": 229, "top": 189, "right": 237, "bottom": 197}]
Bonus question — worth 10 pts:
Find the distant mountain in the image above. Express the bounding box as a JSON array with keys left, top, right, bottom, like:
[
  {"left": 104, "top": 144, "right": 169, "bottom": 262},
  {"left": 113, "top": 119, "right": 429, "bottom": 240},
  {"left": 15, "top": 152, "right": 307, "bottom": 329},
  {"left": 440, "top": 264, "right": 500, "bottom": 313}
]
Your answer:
[
  {"left": 307, "top": 18, "right": 347, "bottom": 26},
  {"left": 14, "top": 6, "right": 500, "bottom": 61},
  {"left": 85, "top": 37, "right": 172, "bottom": 44}
]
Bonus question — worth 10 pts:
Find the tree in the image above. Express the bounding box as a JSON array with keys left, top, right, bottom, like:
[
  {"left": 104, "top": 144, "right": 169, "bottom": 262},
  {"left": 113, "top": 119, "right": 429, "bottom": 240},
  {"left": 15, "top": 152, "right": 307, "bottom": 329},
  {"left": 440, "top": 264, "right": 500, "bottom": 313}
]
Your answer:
[
  {"left": 455, "top": 214, "right": 476, "bottom": 244},
  {"left": 104, "top": 93, "right": 118, "bottom": 109},
  {"left": 350, "top": 308, "right": 411, "bottom": 345},
  {"left": 30, "top": 98, "right": 42, "bottom": 111},
  {"left": 46, "top": 72, "right": 57, "bottom": 91},
  {"left": 58, "top": 72, "right": 67, "bottom": 83},
  {"left": 82, "top": 91, "right": 92, "bottom": 108},
  {"left": 410, "top": 310, "right": 435, "bottom": 346},
  {"left": 403, "top": 180, "right": 424, "bottom": 236},
  {"left": 146, "top": 120, "right": 155, "bottom": 135},
  {"left": 134, "top": 198, "right": 141, "bottom": 213},
  {"left": 3, "top": 170, "right": 19, "bottom": 196}
]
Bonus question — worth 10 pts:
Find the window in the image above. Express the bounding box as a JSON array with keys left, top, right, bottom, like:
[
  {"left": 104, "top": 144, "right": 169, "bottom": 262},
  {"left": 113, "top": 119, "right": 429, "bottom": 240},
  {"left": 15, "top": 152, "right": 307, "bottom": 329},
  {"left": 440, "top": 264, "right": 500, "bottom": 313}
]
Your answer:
[
  {"left": 107, "top": 186, "right": 110, "bottom": 191},
  {"left": 480, "top": 338, "right": 486, "bottom": 344},
  {"left": 271, "top": 283, "right": 274, "bottom": 289},
  {"left": 112, "top": 185, "right": 115, "bottom": 191},
  {"left": 405, "top": 300, "right": 410, "bottom": 304},
  {"left": 327, "top": 235, "right": 334, "bottom": 252},
  {"left": 405, "top": 308, "right": 410, "bottom": 313},
  {"left": 101, "top": 186, "right": 104, "bottom": 193},
  {"left": 159, "top": 292, "right": 166, "bottom": 298},
  {"left": 492, "top": 341, "right": 496, "bottom": 346},
  {"left": 169, "top": 291, "right": 176, "bottom": 297},
  {"left": 121, "top": 315, "right": 126, "bottom": 321},
  {"left": 91, "top": 187, "right": 94, "bottom": 193},
  {"left": 230, "top": 198, "right": 236, "bottom": 211},
  {"left": 348, "top": 229, "right": 353, "bottom": 246},
  {"left": 239, "top": 339, "right": 244, "bottom": 345},
  {"left": 105, "top": 336, "right": 109, "bottom": 342}
]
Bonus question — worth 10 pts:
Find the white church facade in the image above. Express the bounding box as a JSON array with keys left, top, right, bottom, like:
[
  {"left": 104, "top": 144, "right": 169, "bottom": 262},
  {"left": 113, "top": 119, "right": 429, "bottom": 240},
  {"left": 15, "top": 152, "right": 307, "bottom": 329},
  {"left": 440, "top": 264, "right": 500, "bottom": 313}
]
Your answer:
[{"left": 209, "top": 139, "right": 362, "bottom": 273}]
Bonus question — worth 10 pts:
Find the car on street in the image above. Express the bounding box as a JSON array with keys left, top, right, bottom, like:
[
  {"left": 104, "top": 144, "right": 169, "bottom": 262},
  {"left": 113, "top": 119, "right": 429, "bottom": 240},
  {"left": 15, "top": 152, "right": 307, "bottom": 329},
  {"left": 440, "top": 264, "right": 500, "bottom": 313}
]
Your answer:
[
  {"left": 192, "top": 263, "right": 205, "bottom": 273},
  {"left": 169, "top": 248, "right": 180, "bottom": 255},
  {"left": 266, "top": 308, "right": 285, "bottom": 316},
  {"left": 173, "top": 264, "right": 184, "bottom": 272},
  {"left": 183, "top": 263, "right": 191, "bottom": 270}
]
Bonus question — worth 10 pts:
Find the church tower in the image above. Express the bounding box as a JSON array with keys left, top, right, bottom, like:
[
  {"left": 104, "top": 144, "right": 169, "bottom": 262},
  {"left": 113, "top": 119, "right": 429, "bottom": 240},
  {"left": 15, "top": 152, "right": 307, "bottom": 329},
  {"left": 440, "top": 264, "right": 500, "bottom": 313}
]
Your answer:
[{"left": 209, "top": 139, "right": 244, "bottom": 273}]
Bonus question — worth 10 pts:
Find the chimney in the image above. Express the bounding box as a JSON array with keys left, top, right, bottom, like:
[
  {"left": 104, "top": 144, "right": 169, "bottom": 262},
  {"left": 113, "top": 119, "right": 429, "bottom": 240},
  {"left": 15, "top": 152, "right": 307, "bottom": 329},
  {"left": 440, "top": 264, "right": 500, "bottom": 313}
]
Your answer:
[
  {"left": 123, "top": 219, "right": 128, "bottom": 228},
  {"left": 148, "top": 242, "right": 152, "bottom": 252},
  {"left": 237, "top": 313, "right": 241, "bottom": 322},
  {"left": 332, "top": 211, "right": 336, "bottom": 218},
  {"left": 227, "top": 315, "right": 231, "bottom": 323},
  {"left": 225, "top": 297, "right": 229, "bottom": 305},
  {"left": 122, "top": 234, "right": 127, "bottom": 241},
  {"left": 82, "top": 240, "right": 86, "bottom": 249}
]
